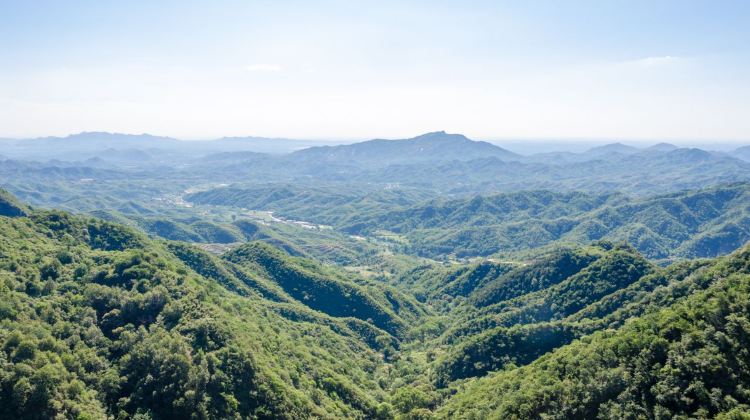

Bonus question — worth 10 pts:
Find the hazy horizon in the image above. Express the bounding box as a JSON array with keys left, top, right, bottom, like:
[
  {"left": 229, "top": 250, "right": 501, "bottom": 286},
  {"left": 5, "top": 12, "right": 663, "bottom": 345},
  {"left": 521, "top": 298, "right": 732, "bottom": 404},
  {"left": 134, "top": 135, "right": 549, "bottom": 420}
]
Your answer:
[
  {"left": 2, "top": 1, "right": 749, "bottom": 141},
  {"left": 0, "top": 130, "right": 750, "bottom": 150},
  {"left": 2, "top": 130, "right": 747, "bottom": 152},
  {"left": 6, "top": 3, "right": 750, "bottom": 419}
]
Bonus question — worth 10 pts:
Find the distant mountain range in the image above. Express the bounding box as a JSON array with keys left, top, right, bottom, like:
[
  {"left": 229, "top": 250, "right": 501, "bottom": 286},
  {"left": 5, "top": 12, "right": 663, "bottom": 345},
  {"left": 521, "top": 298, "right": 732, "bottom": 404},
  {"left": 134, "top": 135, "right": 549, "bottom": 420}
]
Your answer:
[
  {"left": 4, "top": 130, "right": 750, "bottom": 419},
  {"left": 3, "top": 130, "right": 750, "bottom": 200},
  {"left": 0, "top": 131, "right": 334, "bottom": 161},
  {"left": 4, "top": 131, "right": 750, "bottom": 216},
  {"left": 288, "top": 131, "right": 520, "bottom": 167},
  {"left": 1, "top": 131, "right": 748, "bottom": 166}
]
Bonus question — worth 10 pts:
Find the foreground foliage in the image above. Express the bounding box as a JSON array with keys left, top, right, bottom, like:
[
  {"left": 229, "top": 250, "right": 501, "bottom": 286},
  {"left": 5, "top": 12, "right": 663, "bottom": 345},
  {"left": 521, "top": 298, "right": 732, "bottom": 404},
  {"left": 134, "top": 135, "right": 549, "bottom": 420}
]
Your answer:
[
  {"left": 0, "top": 204, "right": 409, "bottom": 418},
  {"left": 4, "top": 188, "right": 750, "bottom": 419},
  {"left": 439, "top": 244, "right": 750, "bottom": 418}
]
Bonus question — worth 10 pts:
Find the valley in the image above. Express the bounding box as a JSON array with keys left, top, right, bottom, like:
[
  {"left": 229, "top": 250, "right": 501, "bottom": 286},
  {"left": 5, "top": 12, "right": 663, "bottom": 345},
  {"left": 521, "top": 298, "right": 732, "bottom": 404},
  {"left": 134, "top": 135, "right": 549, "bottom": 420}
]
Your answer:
[
  {"left": 4, "top": 2, "right": 750, "bottom": 417},
  {"left": 3, "top": 132, "right": 750, "bottom": 418}
]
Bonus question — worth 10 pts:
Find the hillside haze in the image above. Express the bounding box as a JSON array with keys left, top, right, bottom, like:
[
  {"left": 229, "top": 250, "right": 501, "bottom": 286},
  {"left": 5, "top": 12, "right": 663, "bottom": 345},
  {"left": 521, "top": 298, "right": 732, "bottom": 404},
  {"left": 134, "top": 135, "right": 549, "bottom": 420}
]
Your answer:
[
  {"left": 3, "top": 134, "right": 750, "bottom": 420},
  {"left": 3, "top": 130, "right": 750, "bottom": 418},
  {"left": 4, "top": 1, "right": 750, "bottom": 417}
]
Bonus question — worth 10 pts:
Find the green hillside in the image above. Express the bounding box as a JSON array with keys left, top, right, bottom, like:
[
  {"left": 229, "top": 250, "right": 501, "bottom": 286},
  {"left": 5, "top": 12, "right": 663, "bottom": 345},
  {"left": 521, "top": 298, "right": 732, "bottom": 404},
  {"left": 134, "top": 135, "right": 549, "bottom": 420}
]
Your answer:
[
  {"left": 4, "top": 185, "right": 750, "bottom": 418},
  {"left": 3, "top": 1, "right": 750, "bottom": 417},
  {"left": 439, "top": 244, "right": 750, "bottom": 419},
  {"left": 0, "top": 196, "right": 424, "bottom": 419},
  {"left": 337, "top": 183, "right": 750, "bottom": 260}
]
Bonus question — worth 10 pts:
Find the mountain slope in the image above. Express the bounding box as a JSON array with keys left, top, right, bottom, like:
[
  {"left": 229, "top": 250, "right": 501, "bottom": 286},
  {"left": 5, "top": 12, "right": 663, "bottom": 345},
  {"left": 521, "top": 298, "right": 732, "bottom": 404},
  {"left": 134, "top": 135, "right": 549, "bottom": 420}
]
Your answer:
[
  {"left": 5, "top": 188, "right": 750, "bottom": 418},
  {"left": 0, "top": 193, "right": 421, "bottom": 419},
  {"left": 435, "top": 244, "right": 655, "bottom": 383},
  {"left": 339, "top": 183, "right": 750, "bottom": 259},
  {"left": 438, "top": 243, "right": 750, "bottom": 419},
  {"left": 584, "top": 142, "right": 640, "bottom": 156},
  {"left": 222, "top": 241, "right": 424, "bottom": 336},
  {"left": 342, "top": 147, "right": 750, "bottom": 194},
  {"left": 288, "top": 131, "right": 520, "bottom": 167},
  {"left": 0, "top": 188, "right": 29, "bottom": 217},
  {"left": 185, "top": 183, "right": 436, "bottom": 227}
]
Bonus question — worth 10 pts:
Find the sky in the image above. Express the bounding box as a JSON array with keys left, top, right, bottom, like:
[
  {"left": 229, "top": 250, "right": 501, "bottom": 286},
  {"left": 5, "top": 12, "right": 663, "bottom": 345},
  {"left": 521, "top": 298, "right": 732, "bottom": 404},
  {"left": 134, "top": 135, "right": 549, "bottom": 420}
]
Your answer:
[{"left": 0, "top": 0, "right": 749, "bottom": 142}]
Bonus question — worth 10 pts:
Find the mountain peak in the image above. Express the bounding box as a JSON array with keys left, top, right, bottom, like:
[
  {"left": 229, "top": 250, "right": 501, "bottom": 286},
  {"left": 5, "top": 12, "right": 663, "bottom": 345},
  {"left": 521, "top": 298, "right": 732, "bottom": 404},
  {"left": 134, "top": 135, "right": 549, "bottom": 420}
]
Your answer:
[
  {"left": 411, "top": 131, "right": 470, "bottom": 143},
  {"left": 290, "top": 131, "right": 519, "bottom": 165},
  {"left": 585, "top": 142, "right": 640, "bottom": 156},
  {"left": 665, "top": 147, "right": 713, "bottom": 162}
]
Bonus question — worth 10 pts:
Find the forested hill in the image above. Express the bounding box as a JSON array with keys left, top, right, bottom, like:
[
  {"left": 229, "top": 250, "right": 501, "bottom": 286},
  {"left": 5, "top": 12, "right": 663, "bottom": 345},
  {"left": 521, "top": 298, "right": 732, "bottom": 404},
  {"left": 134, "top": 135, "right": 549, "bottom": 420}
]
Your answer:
[
  {"left": 185, "top": 183, "right": 436, "bottom": 227},
  {"left": 5, "top": 188, "right": 750, "bottom": 419},
  {"left": 287, "top": 131, "right": 520, "bottom": 167},
  {"left": 188, "top": 183, "right": 750, "bottom": 260},
  {"left": 338, "top": 183, "right": 750, "bottom": 259},
  {"left": 0, "top": 190, "right": 423, "bottom": 418},
  {"left": 380, "top": 239, "right": 750, "bottom": 418},
  {"left": 438, "top": 242, "right": 750, "bottom": 419}
]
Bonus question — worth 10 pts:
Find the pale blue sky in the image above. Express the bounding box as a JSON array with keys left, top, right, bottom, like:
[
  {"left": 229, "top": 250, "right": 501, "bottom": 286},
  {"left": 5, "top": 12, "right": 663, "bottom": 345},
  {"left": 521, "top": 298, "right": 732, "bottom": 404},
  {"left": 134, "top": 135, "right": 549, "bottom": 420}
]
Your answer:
[{"left": 1, "top": 0, "right": 748, "bottom": 141}]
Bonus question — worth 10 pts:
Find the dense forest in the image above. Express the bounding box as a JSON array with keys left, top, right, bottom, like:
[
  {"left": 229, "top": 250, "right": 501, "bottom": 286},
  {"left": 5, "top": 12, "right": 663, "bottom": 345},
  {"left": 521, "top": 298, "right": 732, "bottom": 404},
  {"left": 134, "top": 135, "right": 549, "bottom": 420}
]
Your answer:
[
  {"left": 0, "top": 194, "right": 413, "bottom": 418},
  {"left": 4, "top": 132, "right": 750, "bottom": 419},
  {"left": 188, "top": 183, "right": 750, "bottom": 261},
  {"left": 5, "top": 0, "right": 750, "bottom": 415},
  {"left": 4, "top": 177, "right": 750, "bottom": 418}
]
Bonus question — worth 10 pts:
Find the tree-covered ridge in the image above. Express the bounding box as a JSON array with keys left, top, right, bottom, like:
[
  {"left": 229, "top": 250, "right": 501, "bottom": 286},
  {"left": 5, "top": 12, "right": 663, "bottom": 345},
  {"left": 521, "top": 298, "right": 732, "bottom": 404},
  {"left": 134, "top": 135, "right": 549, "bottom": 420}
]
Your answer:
[
  {"left": 346, "top": 146, "right": 750, "bottom": 194},
  {"left": 433, "top": 244, "right": 656, "bottom": 383},
  {"left": 467, "top": 247, "right": 605, "bottom": 307},
  {"left": 371, "top": 240, "right": 745, "bottom": 417},
  {"left": 342, "top": 190, "right": 623, "bottom": 233},
  {"left": 354, "top": 241, "right": 750, "bottom": 418},
  {"left": 221, "top": 241, "right": 425, "bottom": 337},
  {"left": 438, "top": 244, "right": 750, "bottom": 419},
  {"left": 6, "top": 186, "right": 750, "bottom": 419},
  {"left": 326, "top": 183, "right": 750, "bottom": 260},
  {"left": 185, "top": 183, "right": 435, "bottom": 228},
  {"left": 5, "top": 146, "right": 750, "bottom": 264},
  {"left": 0, "top": 196, "right": 422, "bottom": 419}
]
